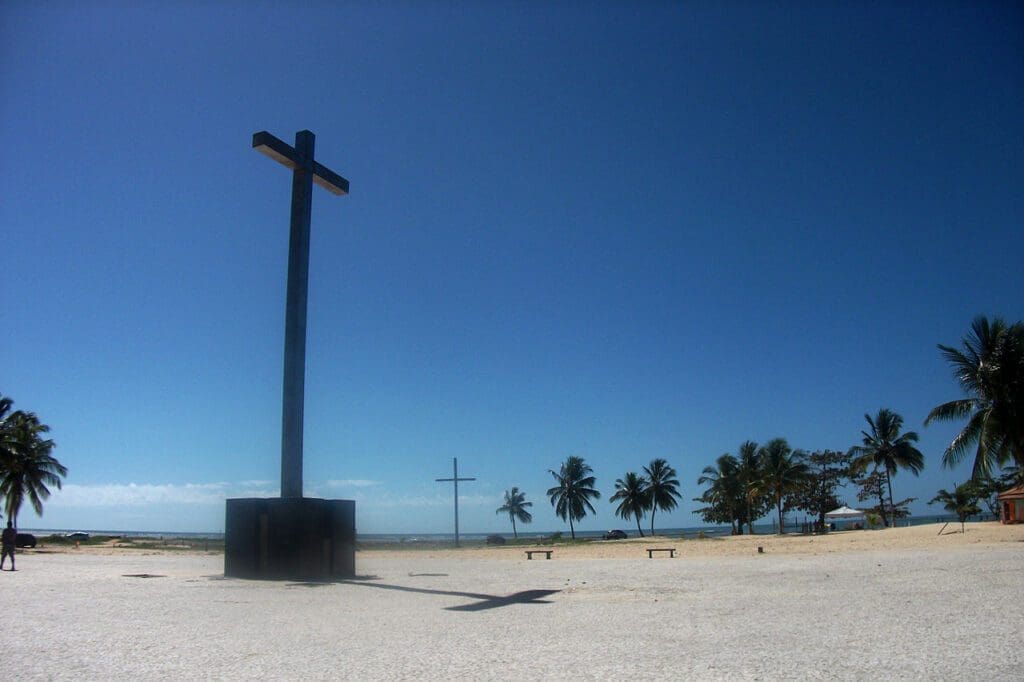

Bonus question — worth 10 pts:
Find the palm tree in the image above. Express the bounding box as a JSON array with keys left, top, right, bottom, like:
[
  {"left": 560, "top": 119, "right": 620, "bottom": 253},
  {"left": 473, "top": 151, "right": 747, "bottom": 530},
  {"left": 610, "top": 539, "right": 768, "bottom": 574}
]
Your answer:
[
  {"left": 929, "top": 483, "right": 981, "bottom": 533},
  {"left": 643, "top": 458, "right": 681, "bottom": 536},
  {"left": 850, "top": 409, "right": 924, "bottom": 527},
  {"left": 0, "top": 398, "right": 67, "bottom": 524},
  {"left": 546, "top": 456, "right": 600, "bottom": 540},
  {"left": 696, "top": 454, "right": 741, "bottom": 534},
  {"left": 755, "top": 438, "right": 809, "bottom": 534},
  {"left": 610, "top": 472, "right": 651, "bottom": 537},
  {"left": 736, "top": 441, "right": 761, "bottom": 534},
  {"left": 925, "top": 316, "right": 1024, "bottom": 478},
  {"left": 495, "top": 487, "right": 533, "bottom": 539}
]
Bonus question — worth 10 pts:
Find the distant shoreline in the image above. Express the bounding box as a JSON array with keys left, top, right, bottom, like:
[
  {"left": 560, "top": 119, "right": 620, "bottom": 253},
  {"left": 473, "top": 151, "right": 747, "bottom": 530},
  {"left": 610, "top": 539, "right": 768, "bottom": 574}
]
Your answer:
[
  {"left": 18, "top": 520, "right": 1022, "bottom": 559},
  {"left": 18, "top": 512, "right": 988, "bottom": 544},
  {"left": 360, "top": 520, "right": 1024, "bottom": 560}
]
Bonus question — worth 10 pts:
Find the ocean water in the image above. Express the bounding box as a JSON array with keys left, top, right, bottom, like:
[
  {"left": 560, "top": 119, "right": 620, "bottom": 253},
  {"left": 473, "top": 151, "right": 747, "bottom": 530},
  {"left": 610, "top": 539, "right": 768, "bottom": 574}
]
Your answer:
[
  {"left": 19, "top": 528, "right": 227, "bottom": 541},
  {"left": 20, "top": 512, "right": 984, "bottom": 544}
]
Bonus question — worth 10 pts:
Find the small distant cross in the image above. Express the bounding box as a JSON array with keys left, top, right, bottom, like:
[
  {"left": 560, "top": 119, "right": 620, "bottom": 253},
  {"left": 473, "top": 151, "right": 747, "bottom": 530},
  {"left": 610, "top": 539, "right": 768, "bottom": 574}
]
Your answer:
[{"left": 435, "top": 458, "right": 476, "bottom": 547}]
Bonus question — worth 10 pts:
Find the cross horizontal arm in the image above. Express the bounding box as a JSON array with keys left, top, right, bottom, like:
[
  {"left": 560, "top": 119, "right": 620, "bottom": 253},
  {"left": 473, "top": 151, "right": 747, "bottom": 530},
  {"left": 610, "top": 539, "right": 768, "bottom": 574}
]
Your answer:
[
  {"left": 312, "top": 161, "right": 350, "bottom": 196},
  {"left": 436, "top": 477, "right": 477, "bottom": 482},
  {"left": 253, "top": 131, "right": 350, "bottom": 196},
  {"left": 252, "top": 131, "right": 298, "bottom": 169}
]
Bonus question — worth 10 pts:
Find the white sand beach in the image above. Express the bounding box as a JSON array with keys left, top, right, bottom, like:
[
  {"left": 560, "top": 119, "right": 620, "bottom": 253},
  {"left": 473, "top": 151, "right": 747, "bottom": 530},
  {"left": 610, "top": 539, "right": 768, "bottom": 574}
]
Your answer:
[{"left": 2, "top": 522, "right": 1022, "bottom": 680}]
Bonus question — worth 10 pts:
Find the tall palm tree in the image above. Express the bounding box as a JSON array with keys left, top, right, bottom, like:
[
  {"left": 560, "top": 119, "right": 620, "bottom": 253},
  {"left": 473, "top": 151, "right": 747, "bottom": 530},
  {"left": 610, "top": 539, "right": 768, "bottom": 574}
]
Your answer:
[
  {"left": 495, "top": 487, "right": 533, "bottom": 539},
  {"left": 643, "top": 458, "right": 681, "bottom": 536},
  {"left": 696, "top": 454, "right": 741, "bottom": 534},
  {"left": 755, "top": 438, "right": 809, "bottom": 534},
  {"left": 850, "top": 408, "right": 924, "bottom": 527},
  {"left": 925, "top": 316, "right": 1024, "bottom": 478},
  {"left": 0, "top": 399, "right": 67, "bottom": 524},
  {"left": 736, "top": 441, "right": 761, "bottom": 534},
  {"left": 610, "top": 471, "right": 651, "bottom": 537},
  {"left": 546, "top": 456, "right": 600, "bottom": 540},
  {"left": 929, "top": 483, "right": 981, "bottom": 534}
]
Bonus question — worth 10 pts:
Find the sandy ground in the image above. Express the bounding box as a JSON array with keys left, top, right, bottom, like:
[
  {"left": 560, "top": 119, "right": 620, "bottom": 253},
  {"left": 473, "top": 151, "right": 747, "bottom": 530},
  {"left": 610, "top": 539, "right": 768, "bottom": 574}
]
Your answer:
[{"left": 2, "top": 522, "right": 1022, "bottom": 680}]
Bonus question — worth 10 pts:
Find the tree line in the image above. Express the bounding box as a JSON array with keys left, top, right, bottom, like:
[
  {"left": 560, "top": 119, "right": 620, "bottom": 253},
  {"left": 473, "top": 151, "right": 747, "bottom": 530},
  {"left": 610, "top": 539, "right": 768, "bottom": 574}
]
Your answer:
[
  {"left": 701, "top": 315, "right": 1024, "bottom": 532},
  {"left": 497, "top": 455, "right": 684, "bottom": 540},
  {"left": 498, "top": 315, "right": 1024, "bottom": 538}
]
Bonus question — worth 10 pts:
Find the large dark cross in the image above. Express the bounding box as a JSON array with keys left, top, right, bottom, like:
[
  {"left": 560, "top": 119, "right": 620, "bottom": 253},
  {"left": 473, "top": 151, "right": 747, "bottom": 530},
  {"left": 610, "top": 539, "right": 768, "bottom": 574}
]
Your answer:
[
  {"left": 253, "top": 130, "right": 349, "bottom": 498},
  {"left": 435, "top": 457, "right": 476, "bottom": 547}
]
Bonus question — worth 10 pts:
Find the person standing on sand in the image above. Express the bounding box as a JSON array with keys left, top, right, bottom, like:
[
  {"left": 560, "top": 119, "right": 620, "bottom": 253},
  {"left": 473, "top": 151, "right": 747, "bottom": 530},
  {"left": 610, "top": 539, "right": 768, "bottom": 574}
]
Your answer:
[{"left": 1, "top": 520, "right": 16, "bottom": 571}]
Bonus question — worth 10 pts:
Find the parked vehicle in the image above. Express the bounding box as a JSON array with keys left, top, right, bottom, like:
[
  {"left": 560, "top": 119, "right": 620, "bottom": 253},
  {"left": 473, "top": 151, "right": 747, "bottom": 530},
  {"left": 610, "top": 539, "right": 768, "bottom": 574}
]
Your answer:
[
  {"left": 603, "top": 529, "right": 628, "bottom": 540},
  {"left": 15, "top": 533, "right": 36, "bottom": 549},
  {"left": 65, "top": 532, "right": 90, "bottom": 541}
]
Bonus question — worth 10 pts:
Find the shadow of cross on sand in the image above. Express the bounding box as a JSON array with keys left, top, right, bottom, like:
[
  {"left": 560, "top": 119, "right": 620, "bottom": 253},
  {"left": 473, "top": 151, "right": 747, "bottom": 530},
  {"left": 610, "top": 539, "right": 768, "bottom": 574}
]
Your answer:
[{"left": 288, "top": 578, "right": 560, "bottom": 612}]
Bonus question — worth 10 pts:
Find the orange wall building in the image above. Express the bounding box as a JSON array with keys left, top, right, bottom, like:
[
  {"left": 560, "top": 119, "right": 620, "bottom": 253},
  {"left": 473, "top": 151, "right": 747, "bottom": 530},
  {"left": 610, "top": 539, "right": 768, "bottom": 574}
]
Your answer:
[{"left": 997, "top": 485, "right": 1024, "bottom": 524}]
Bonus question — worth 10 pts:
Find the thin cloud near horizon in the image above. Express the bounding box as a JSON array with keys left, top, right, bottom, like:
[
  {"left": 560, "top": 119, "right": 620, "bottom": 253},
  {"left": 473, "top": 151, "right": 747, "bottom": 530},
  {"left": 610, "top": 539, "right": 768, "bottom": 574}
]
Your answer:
[{"left": 42, "top": 480, "right": 499, "bottom": 511}]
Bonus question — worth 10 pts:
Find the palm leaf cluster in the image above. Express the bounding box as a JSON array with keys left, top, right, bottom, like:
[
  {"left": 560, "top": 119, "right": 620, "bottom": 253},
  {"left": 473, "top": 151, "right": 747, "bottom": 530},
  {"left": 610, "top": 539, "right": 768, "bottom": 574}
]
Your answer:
[
  {"left": 609, "top": 472, "right": 650, "bottom": 537},
  {"left": 849, "top": 408, "right": 924, "bottom": 527},
  {"left": 546, "top": 456, "right": 600, "bottom": 540},
  {"left": 495, "top": 487, "right": 533, "bottom": 538},
  {"left": 643, "top": 459, "right": 682, "bottom": 535},
  {"left": 926, "top": 316, "right": 1024, "bottom": 479},
  {"left": 0, "top": 396, "right": 68, "bottom": 524}
]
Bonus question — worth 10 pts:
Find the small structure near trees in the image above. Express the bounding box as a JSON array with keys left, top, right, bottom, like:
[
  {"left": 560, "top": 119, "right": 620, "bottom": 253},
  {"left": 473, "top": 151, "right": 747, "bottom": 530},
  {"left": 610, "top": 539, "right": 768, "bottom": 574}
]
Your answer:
[
  {"left": 997, "top": 485, "right": 1024, "bottom": 524},
  {"left": 825, "top": 506, "right": 866, "bottom": 530}
]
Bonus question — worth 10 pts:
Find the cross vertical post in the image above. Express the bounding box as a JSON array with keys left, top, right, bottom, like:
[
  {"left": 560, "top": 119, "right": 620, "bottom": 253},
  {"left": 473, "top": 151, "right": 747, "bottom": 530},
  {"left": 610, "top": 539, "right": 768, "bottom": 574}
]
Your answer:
[
  {"left": 280, "top": 130, "right": 314, "bottom": 498},
  {"left": 436, "top": 457, "right": 476, "bottom": 547},
  {"left": 252, "top": 130, "right": 349, "bottom": 499}
]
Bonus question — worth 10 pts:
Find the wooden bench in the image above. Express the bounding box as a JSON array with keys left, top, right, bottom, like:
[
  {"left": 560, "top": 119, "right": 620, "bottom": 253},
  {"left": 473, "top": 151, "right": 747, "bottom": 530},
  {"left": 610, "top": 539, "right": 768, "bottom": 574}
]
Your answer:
[
  {"left": 525, "top": 550, "right": 553, "bottom": 560},
  {"left": 646, "top": 548, "right": 675, "bottom": 559}
]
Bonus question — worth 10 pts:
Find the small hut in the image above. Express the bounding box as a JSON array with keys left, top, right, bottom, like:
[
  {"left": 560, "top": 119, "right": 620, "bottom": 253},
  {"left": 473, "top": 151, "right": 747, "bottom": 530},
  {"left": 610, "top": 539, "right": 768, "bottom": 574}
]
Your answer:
[
  {"left": 997, "top": 485, "right": 1024, "bottom": 524},
  {"left": 825, "top": 506, "right": 866, "bottom": 530}
]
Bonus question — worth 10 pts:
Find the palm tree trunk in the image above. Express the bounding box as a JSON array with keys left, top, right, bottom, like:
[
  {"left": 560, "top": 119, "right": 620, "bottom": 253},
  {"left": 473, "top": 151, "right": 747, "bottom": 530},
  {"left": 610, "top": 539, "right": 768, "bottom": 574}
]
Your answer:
[
  {"left": 777, "top": 494, "right": 784, "bottom": 535},
  {"left": 512, "top": 516, "right": 517, "bottom": 539},
  {"left": 886, "top": 470, "right": 896, "bottom": 528},
  {"left": 875, "top": 468, "right": 889, "bottom": 527},
  {"left": 636, "top": 517, "right": 643, "bottom": 537},
  {"left": 569, "top": 516, "right": 575, "bottom": 540},
  {"left": 746, "top": 496, "right": 754, "bottom": 535},
  {"left": 650, "top": 507, "right": 656, "bottom": 536}
]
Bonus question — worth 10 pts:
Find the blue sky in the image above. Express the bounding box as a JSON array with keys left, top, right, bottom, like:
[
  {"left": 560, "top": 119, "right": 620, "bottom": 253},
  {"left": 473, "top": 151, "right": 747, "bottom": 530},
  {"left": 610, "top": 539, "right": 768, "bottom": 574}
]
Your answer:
[{"left": 2, "top": 2, "right": 1022, "bottom": 534}]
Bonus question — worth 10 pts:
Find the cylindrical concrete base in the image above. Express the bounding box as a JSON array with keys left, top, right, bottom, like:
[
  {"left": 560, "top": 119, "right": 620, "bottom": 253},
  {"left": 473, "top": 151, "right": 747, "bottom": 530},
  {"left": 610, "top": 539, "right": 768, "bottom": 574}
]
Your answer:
[{"left": 224, "top": 498, "right": 355, "bottom": 580}]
